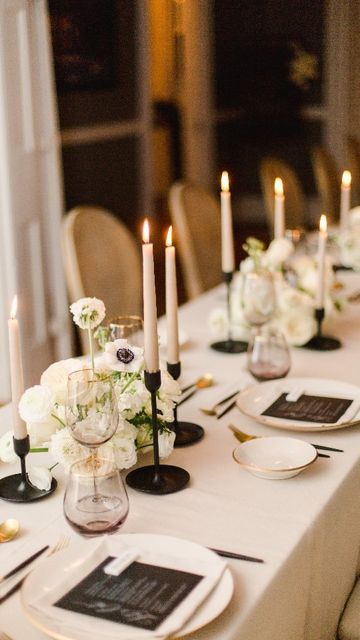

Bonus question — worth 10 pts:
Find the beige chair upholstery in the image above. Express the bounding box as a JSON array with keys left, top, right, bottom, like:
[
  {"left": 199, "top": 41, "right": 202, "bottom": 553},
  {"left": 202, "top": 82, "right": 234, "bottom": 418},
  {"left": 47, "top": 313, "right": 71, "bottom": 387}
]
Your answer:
[
  {"left": 168, "top": 181, "right": 222, "bottom": 300},
  {"left": 311, "top": 145, "right": 340, "bottom": 224},
  {"left": 62, "top": 206, "right": 142, "bottom": 353},
  {"left": 259, "top": 157, "right": 306, "bottom": 233},
  {"left": 338, "top": 577, "right": 360, "bottom": 640},
  {"left": 346, "top": 136, "right": 360, "bottom": 206}
]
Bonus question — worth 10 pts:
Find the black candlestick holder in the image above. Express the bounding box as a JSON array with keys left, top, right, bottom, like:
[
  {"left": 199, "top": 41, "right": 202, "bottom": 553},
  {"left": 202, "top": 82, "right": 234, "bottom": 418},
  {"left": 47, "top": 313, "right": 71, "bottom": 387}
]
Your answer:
[
  {"left": 0, "top": 435, "right": 57, "bottom": 502},
  {"left": 210, "top": 271, "right": 248, "bottom": 354},
  {"left": 167, "top": 362, "right": 204, "bottom": 447},
  {"left": 126, "top": 370, "right": 190, "bottom": 494},
  {"left": 303, "top": 307, "right": 342, "bottom": 351}
]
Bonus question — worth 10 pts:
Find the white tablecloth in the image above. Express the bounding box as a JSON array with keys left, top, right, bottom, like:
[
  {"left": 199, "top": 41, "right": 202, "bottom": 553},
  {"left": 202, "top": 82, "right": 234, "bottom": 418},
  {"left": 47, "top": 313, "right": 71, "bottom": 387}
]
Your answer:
[{"left": 1, "top": 272, "right": 360, "bottom": 640}]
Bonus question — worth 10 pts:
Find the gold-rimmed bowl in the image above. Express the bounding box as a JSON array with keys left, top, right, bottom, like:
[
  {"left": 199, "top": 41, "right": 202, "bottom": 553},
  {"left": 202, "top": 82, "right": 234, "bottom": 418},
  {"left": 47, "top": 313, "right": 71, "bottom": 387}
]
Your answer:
[{"left": 232, "top": 437, "right": 317, "bottom": 480}]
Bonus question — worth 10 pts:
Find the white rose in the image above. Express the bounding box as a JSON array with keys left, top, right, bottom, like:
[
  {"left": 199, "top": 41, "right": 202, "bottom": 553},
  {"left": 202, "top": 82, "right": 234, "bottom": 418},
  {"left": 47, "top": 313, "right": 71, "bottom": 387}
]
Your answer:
[
  {"left": 264, "top": 238, "right": 294, "bottom": 269},
  {"left": 27, "top": 415, "right": 59, "bottom": 446},
  {"left": 70, "top": 297, "right": 106, "bottom": 330},
  {"left": 40, "top": 358, "right": 79, "bottom": 404},
  {"left": 0, "top": 430, "right": 17, "bottom": 462},
  {"left": 101, "top": 435, "right": 137, "bottom": 470},
  {"left": 277, "top": 310, "right": 317, "bottom": 346},
  {"left": 96, "top": 339, "right": 144, "bottom": 373},
  {"left": 19, "top": 385, "right": 55, "bottom": 423},
  {"left": 158, "top": 430, "right": 176, "bottom": 459},
  {"left": 28, "top": 466, "right": 52, "bottom": 491}
]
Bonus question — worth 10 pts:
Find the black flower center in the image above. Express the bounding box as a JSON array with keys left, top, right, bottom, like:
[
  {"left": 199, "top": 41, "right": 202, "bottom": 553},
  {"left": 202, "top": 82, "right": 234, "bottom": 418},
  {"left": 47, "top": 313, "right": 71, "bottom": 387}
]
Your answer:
[{"left": 116, "top": 347, "right": 135, "bottom": 364}]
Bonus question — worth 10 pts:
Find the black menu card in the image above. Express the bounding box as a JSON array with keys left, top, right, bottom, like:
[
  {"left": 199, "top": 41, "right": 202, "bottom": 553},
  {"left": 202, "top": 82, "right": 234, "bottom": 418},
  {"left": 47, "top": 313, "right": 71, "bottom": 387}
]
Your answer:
[
  {"left": 55, "top": 556, "right": 203, "bottom": 631},
  {"left": 262, "top": 393, "right": 353, "bottom": 424}
]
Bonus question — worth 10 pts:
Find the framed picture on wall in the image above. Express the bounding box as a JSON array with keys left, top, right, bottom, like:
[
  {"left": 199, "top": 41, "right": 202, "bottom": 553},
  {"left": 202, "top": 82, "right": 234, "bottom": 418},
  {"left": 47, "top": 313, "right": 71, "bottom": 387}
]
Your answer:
[{"left": 49, "top": 0, "right": 117, "bottom": 93}]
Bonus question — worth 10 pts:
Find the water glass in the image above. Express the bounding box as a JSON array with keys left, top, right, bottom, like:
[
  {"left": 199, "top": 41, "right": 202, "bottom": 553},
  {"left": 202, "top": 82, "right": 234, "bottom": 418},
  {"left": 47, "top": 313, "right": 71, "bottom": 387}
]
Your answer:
[
  {"left": 108, "top": 315, "right": 143, "bottom": 346},
  {"left": 64, "top": 458, "right": 129, "bottom": 536},
  {"left": 67, "top": 369, "right": 118, "bottom": 448},
  {"left": 247, "top": 328, "right": 291, "bottom": 381}
]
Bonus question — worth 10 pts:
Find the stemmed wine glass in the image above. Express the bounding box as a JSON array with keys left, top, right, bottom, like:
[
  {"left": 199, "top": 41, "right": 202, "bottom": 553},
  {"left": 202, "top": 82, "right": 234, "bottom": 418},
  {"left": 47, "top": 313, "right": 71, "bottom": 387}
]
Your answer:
[
  {"left": 64, "top": 369, "right": 129, "bottom": 535},
  {"left": 242, "top": 269, "right": 276, "bottom": 330}
]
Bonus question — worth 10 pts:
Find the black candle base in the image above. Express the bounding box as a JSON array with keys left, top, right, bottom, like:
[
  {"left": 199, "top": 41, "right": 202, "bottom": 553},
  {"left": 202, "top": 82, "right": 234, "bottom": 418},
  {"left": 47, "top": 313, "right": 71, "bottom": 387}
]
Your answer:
[
  {"left": 126, "top": 464, "right": 190, "bottom": 494},
  {"left": 174, "top": 422, "right": 204, "bottom": 447},
  {"left": 0, "top": 474, "right": 57, "bottom": 502},
  {"left": 303, "top": 335, "right": 342, "bottom": 351},
  {"left": 210, "top": 339, "right": 248, "bottom": 354}
]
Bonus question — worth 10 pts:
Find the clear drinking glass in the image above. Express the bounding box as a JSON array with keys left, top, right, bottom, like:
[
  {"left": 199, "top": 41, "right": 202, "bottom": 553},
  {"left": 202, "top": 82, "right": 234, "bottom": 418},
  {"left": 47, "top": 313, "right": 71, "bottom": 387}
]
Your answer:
[
  {"left": 66, "top": 369, "right": 118, "bottom": 448},
  {"left": 108, "top": 315, "right": 144, "bottom": 346},
  {"left": 247, "top": 328, "right": 291, "bottom": 381},
  {"left": 63, "top": 458, "right": 129, "bottom": 536},
  {"left": 242, "top": 269, "right": 276, "bottom": 328}
]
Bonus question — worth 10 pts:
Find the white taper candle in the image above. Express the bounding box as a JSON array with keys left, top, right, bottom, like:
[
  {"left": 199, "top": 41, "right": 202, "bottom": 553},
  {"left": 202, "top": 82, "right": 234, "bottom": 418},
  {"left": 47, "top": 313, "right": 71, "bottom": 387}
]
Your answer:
[
  {"left": 340, "top": 170, "right": 351, "bottom": 232},
  {"left": 316, "top": 215, "right": 327, "bottom": 309},
  {"left": 220, "top": 171, "right": 235, "bottom": 273},
  {"left": 274, "top": 177, "right": 285, "bottom": 239},
  {"left": 8, "top": 296, "right": 26, "bottom": 439},
  {"left": 142, "top": 219, "right": 159, "bottom": 372},
  {"left": 165, "top": 226, "right": 180, "bottom": 364}
]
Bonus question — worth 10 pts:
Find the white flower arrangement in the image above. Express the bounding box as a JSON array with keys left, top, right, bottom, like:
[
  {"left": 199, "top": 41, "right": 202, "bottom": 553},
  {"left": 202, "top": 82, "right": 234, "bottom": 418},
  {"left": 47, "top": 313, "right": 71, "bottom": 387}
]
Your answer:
[
  {"left": 209, "top": 237, "right": 343, "bottom": 348},
  {"left": 0, "top": 298, "right": 179, "bottom": 479}
]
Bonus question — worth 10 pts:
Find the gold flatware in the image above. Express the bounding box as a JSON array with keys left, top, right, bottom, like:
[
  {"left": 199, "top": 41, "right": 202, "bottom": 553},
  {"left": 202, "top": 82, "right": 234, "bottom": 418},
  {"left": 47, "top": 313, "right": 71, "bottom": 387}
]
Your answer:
[
  {"left": 0, "top": 519, "right": 19, "bottom": 543},
  {"left": 228, "top": 424, "right": 343, "bottom": 454},
  {"left": 181, "top": 373, "right": 214, "bottom": 394},
  {"left": 200, "top": 390, "right": 239, "bottom": 416}
]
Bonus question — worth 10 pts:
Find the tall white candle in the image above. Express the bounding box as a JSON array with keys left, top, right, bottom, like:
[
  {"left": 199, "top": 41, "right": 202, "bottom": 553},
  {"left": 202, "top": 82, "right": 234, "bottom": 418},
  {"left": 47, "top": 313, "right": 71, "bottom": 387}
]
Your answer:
[
  {"left": 220, "top": 171, "right": 235, "bottom": 273},
  {"left": 142, "top": 219, "right": 159, "bottom": 373},
  {"left": 8, "top": 296, "right": 26, "bottom": 439},
  {"left": 165, "top": 226, "right": 180, "bottom": 365},
  {"left": 274, "top": 177, "right": 285, "bottom": 239},
  {"left": 340, "top": 170, "right": 351, "bottom": 232},
  {"left": 316, "top": 215, "right": 328, "bottom": 309}
]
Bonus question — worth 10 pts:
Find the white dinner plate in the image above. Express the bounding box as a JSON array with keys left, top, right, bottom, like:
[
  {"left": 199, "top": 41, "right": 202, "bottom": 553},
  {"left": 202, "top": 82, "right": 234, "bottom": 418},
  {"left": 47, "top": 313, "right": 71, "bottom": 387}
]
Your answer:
[
  {"left": 233, "top": 437, "right": 317, "bottom": 479},
  {"left": 236, "top": 377, "right": 360, "bottom": 431},
  {"left": 21, "top": 533, "right": 234, "bottom": 640}
]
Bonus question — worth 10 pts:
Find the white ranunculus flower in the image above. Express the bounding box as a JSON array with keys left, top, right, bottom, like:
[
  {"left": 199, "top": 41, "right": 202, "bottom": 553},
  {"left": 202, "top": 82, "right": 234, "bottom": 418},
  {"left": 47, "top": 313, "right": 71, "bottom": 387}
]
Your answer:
[
  {"left": 277, "top": 310, "right": 317, "bottom": 347},
  {"left": 276, "top": 282, "right": 313, "bottom": 314},
  {"left": 19, "top": 385, "right": 55, "bottom": 424},
  {"left": 159, "top": 370, "right": 181, "bottom": 402},
  {"left": 101, "top": 435, "right": 137, "bottom": 470},
  {"left": 0, "top": 430, "right": 17, "bottom": 463},
  {"left": 28, "top": 466, "right": 52, "bottom": 491},
  {"left": 70, "top": 297, "right": 106, "bottom": 330},
  {"left": 40, "top": 358, "right": 80, "bottom": 404},
  {"left": 49, "top": 428, "right": 89, "bottom": 472},
  {"left": 27, "top": 415, "right": 59, "bottom": 446},
  {"left": 157, "top": 398, "right": 175, "bottom": 423},
  {"left": 96, "top": 339, "right": 144, "bottom": 373},
  {"left": 264, "top": 238, "right": 294, "bottom": 269},
  {"left": 158, "top": 430, "right": 176, "bottom": 459}
]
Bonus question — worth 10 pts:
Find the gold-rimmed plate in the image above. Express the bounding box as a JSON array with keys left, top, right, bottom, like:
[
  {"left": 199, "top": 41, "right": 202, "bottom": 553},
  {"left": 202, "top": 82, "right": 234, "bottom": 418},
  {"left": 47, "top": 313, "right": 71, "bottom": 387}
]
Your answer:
[{"left": 233, "top": 437, "right": 317, "bottom": 479}]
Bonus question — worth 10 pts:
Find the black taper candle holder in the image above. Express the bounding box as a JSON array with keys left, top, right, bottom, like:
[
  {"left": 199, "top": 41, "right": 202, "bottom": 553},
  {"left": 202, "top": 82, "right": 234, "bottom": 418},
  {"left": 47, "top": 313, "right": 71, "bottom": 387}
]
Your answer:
[
  {"left": 210, "top": 271, "right": 248, "bottom": 353},
  {"left": 0, "top": 435, "right": 57, "bottom": 502},
  {"left": 126, "top": 370, "right": 190, "bottom": 494},
  {"left": 167, "top": 362, "right": 204, "bottom": 447},
  {"left": 303, "top": 307, "right": 342, "bottom": 351}
]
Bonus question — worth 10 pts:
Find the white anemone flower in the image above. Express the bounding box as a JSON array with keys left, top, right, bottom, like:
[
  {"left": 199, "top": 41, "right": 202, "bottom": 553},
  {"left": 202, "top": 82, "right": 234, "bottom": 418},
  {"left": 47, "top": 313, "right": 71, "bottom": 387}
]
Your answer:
[{"left": 97, "top": 339, "right": 144, "bottom": 373}]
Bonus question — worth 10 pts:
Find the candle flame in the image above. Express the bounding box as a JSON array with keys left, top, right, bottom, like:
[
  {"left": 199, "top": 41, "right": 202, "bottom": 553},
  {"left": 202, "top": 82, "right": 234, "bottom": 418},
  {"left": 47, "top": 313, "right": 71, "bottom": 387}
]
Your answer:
[
  {"left": 221, "top": 171, "right": 230, "bottom": 192},
  {"left": 10, "top": 295, "right": 17, "bottom": 319},
  {"left": 274, "top": 177, "right": 284, "bottom": 196},
  {"left": 319, "top": 214, "right": 327, "bottom": 234},
  {"left": 166, "top": 225, "right": 173, "bottom": 247},
  {"left": 142, "top": 218, "right": 150, "bottom": 244},
  {"left": 342, "top": 170, "right": 352, "bottom": 188}
]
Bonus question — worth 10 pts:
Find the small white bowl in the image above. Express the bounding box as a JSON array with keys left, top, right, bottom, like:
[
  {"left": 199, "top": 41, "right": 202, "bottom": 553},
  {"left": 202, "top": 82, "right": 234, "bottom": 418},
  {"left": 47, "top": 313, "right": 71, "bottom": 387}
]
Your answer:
[{"left": 232, "top": 437, "right": 317, "bottom": 479}]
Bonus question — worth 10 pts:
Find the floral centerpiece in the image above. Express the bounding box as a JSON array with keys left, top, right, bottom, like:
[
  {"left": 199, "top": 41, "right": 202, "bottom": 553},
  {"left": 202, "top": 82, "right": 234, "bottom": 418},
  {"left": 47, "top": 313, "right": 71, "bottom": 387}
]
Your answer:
[
  {"left": 209, "top": 237, "right": 344, "bottom": 347},
  {"left": 0, "top": 297, "right": 180, "bottom": 487}
]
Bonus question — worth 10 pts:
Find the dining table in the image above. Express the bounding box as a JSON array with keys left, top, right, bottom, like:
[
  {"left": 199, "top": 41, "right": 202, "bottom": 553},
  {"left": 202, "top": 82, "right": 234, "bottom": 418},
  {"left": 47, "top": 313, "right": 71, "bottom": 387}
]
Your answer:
[{"left": 1, "top": 270, "right": 360, "bottom": 640}]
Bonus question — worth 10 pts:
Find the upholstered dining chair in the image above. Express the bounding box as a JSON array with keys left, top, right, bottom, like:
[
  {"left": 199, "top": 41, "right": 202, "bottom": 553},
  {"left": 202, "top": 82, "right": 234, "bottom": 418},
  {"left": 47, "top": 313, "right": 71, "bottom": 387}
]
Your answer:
[
  {"left": 259, "top": 157, "right": 306, "bottom": 233},
  {"left": 168, "top": 181, "right": 222, "bottom": 300},
  {"left": 61, "top": 205, "right": 142, "bottom": 354},
  {"left": 311, "top": 145, "right": 340, "bottom": 224},
  {"left": 337, "top": 576, "right": 360, "bottom": 640},
  {"left": 346, "top": 136, "right": 360, "bottom": 206}
]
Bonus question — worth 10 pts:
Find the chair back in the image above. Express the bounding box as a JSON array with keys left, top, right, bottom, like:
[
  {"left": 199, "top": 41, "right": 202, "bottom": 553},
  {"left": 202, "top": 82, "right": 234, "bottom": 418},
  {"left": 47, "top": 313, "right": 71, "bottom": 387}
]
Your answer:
[
  {"left": 259, "top": 157, "right": 306, "bottom": 233},
  {"left": 346, "top": 136, "right": 360, "bottom": 206},
  {"left": 168, "top": 181, "right": 222, "bottom": 299},
  {"left": 62, "top": 206, "right": 142, "bottom": 353},
  {"left": 311, "top": 145, "right": 340, "bottom": 224}
]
